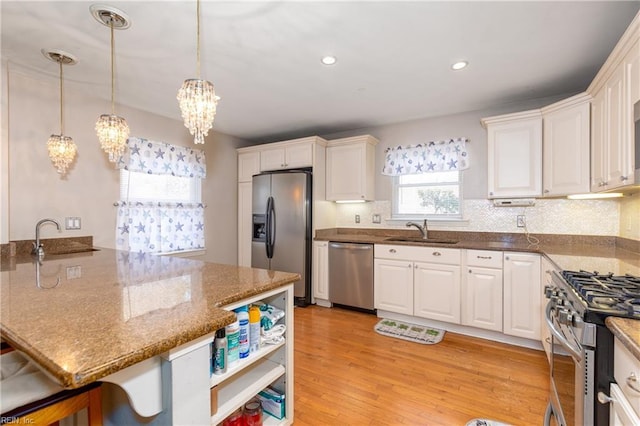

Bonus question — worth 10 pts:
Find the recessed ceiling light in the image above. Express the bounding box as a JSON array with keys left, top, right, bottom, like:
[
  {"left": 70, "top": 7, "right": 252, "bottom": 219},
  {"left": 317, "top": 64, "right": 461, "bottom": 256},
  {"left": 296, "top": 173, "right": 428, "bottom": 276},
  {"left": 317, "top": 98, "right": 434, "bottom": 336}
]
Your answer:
[
  {"left": 451, "top": 61, "right": 468, "bottom": 71},
  {"left": 321, "top": 56, "right": 337, "bottom": 66}
]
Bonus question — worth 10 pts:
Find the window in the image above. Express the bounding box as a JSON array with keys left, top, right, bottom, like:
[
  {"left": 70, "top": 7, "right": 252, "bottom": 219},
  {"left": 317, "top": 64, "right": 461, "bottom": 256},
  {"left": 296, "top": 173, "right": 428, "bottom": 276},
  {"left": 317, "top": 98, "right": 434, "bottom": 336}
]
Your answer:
[
  {"left": 392, "top": 171, "right": 462, "bottom": 219},
  {"left": 120, "top": 170, "right": 201, "bottom": 203}
]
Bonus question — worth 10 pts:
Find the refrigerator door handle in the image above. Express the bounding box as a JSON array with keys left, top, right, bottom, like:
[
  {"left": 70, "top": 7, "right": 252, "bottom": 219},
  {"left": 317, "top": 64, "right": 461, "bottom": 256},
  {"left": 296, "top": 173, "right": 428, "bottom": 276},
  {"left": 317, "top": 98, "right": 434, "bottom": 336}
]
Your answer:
[{"left": 265, "top": 196, "right": 275, "bottom": 259}]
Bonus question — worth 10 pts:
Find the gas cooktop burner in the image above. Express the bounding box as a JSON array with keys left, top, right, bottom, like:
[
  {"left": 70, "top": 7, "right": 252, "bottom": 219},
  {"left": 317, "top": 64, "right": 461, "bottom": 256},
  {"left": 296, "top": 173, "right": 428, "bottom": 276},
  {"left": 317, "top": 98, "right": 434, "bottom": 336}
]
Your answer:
[{"left": 561, "top": 270, "right": 640, "bottom": 318}]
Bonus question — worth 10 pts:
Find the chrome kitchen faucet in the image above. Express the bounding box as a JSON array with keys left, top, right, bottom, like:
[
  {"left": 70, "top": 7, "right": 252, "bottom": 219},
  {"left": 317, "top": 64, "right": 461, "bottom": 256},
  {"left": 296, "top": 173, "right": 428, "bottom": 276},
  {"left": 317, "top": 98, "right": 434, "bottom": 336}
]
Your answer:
[
  {"left": 406, "top": 219, "right": 428, "bottom": 239},
  {"left": 32, "top": 218, "right": 61, "bottom": 258}
]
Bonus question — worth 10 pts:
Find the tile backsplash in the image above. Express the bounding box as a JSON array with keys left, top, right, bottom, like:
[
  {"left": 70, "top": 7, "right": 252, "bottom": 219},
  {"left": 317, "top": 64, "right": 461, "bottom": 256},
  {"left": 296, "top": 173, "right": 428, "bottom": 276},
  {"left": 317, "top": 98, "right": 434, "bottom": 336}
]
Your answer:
[{"left": 334, "top": 198, "right": 622, "bottom": 236}]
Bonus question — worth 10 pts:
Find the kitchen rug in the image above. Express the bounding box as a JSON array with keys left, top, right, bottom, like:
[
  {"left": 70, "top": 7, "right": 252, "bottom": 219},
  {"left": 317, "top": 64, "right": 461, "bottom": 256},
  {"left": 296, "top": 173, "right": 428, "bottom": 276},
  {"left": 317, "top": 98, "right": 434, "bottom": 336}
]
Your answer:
[
  {"left": 465, "top": 419, "right": 513, "bottom": 426},
  {"left": 374, "top": 318, "right": 444, "bottom": 345}
]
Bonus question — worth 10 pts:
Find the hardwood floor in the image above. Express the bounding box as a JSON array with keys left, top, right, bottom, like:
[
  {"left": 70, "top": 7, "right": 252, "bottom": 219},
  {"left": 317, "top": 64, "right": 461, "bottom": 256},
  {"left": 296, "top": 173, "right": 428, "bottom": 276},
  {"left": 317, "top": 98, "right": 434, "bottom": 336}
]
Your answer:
[{"left": 293, "top": 306, "right": 550, "bottom": 425}]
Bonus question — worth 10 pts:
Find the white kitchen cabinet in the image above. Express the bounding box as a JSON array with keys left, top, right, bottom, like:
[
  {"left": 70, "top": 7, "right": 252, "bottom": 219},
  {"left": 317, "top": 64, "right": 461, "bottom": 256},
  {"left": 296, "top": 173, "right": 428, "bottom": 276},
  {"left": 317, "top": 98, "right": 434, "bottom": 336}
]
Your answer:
[
  {"left": 312, "top": 241, "right": 329, "bottom": 302},
  {"left": 211, "top": 285, "right": 294, "bottom": 425},
  {"left": 260, "top": 139, "right": 313, "bottom": 171},
  {"left": 374, "top": 257, "right": 414, "bottom": 315},
  {"left": 482, "top": 110, "right": 542, "bottom": 198},
  {"left": 237, "top": 182, "right": 253, "bottom": 267},
  {"left": 326, "top": 135, "right": 378, "bottom": 202},
  {"left": 238, "top": 151, "right": 261, "bottom": 183},
  {"left": 613, "top": 338, "right": 640, "bottom": 419},
  {"left": 589, "top": 35, "right": 639, "bottom": 191},
  {"left": 374, "top": 244, "right": 460, "bottom": 321},
  {"left": 462, "top": 250, "right": 503, "bottom": 332},
  {"left": 503, "top": 252, "right": 541, "bottom": 340},
  {"left": 541, "top": 93, "right": 591, "bottom": 196},
  {"left": 414, "top": 261, "right": 461, "bottom": 324}
]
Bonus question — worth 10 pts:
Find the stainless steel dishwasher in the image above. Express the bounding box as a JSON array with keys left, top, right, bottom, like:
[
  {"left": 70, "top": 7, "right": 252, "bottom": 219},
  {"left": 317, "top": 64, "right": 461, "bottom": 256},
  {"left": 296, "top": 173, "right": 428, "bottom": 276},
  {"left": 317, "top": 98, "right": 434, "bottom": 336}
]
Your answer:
[{"left": 328, "top": 242, "right": 375, "bottom": 312}]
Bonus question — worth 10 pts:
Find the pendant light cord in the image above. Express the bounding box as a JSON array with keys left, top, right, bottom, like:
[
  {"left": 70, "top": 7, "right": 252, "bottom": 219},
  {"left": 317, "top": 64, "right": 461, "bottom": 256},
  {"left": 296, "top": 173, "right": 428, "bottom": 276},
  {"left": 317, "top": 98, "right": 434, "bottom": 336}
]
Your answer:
[
  {"left": 196, "top": 0, "right": 201, "bottom": 79},
  {"left": 59, "top": 58, "right": 64, "bottom": 134},
  {"left": 110, "top": 17, "right": 116, "bottom": 114}
]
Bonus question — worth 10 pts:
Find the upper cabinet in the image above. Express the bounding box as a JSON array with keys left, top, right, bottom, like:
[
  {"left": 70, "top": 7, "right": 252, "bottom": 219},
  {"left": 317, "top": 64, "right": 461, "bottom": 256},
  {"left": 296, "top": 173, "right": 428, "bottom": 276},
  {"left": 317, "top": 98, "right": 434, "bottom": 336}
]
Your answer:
[
  {"left": 588, "top": 16, "right": 639, "bottom": 192},
  {"left": 482, "top": 110, "right": 542, "bottom": 199},
  {"left": 260, "top": 138, "right": 315, "bottom": 171},
  {"left": 326, "top": 135, "right": 378, "bottom": 202},
  {"left": 541, "top": 93, "right": 591, "bottom": 197},
  {"left": 237, "top": 151, "right": 261, "bottom": 183}
]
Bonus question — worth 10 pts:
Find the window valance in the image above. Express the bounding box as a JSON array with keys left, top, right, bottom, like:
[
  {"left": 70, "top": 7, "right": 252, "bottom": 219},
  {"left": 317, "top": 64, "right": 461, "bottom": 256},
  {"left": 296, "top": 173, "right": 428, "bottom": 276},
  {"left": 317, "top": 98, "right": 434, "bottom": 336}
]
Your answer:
[
  {"left": 382, "top": 138, "right": 469, "bottom": 176},
  {"left": 117, "top": 136, "right": 206, "bottom": 178}
]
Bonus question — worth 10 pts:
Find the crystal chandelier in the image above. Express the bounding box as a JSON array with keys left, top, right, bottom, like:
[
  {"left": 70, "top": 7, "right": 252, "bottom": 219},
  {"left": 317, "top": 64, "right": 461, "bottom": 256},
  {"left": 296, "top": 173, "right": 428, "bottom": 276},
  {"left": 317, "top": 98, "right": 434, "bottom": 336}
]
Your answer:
[
  {"left": 43, "top": 49, "right": 77, "bottom": 175},
  {"left": 92, "top": 5, "right": 130, "bottom": 162},
  {"left": 177, "top": 0, "right": 220, "bottom": 145}
]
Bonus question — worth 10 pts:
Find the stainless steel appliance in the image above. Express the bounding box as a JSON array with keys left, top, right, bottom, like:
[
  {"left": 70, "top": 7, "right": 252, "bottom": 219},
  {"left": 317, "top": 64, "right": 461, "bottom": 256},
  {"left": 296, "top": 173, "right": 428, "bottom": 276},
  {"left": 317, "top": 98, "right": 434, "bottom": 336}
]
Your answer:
[
  {"left": 251, "top": 169, "right": 312, "bottom": 306},
  {"left": 544, "top": 270, "right": 640, "bottom": 425},
  {"left": 328, "top": 242, "right": 375, "bottom": 312}
]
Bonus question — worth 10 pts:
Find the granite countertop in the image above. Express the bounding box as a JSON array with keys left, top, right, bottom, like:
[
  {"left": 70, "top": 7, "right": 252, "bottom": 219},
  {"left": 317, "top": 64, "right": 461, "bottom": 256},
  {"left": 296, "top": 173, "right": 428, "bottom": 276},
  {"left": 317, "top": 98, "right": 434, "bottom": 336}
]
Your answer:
[
  {"left": 0, "top": 248, "right": 299, "bottom": 388},
  {"left": 606, "top": 317, "right": 640, "bottom": 361}
]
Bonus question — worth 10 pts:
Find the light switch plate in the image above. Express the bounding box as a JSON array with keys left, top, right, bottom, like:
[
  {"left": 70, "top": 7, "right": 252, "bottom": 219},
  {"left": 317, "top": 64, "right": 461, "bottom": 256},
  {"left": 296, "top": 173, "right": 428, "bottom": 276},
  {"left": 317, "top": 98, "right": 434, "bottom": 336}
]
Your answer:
[
  {"left": 372, "top": 214, "right": 381, "bottom": 224},
  {"left": 65, "top": 217, "right": 81, "bottom": 230}
]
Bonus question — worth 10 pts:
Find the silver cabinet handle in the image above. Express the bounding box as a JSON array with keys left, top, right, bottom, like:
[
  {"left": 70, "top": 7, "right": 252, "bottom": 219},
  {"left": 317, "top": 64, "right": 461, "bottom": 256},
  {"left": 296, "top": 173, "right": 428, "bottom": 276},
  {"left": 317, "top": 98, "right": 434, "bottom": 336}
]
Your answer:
[
  {"left": 432, "top": 251, "right": 441, "bottom": 256},
  {"left": 627, "top": 372, "right": 640, "bottom": 393},
  {"left": 505, "top": 256, "right": 510, "bottom": 261},
  {"left": 389, "top": 248, "right": 396, "bottom": 253},
  {"left": 621, "top": 176, "right": 628, "bottom": 182},
  {"left": 544, "top": 189, "right": 549, "bottom": 193},
  {"left": 468, "top": 269, "right": 472, "bottom": 274},
  {"left": 477, "top": 255, "right": 492, "bottom": 259},
  {"left": 408, "top": 263, "right": 412, "bottom": 268}
]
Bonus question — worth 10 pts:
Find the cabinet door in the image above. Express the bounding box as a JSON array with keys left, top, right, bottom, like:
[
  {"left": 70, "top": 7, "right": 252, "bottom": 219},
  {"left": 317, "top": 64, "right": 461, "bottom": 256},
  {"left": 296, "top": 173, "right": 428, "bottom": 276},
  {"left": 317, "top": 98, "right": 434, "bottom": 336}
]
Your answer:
[
  {"left": 312, "top": 241, "right": 329, "bottom": 300},
  {"left": 622, "top": 39, "right": 639, "bottom": 186},
  {"left": 462, "top": 266, "right": 502, "bottom": 332},
  {"left": 238, "top": 152, "right": 260, "bottom": 183},
  {"left": 260, "top": 148, "right": 286, "bottom": 171},
  {"left": 543, "top": 101, "right": 590, "bottom": 196},
  {"left": 326, "top": 143, "right": 368, "bottom": 201},
  {"left": 237, "top": 182, "right": 252, "bottom": 267},
  {"left": 285, "top": 143, "right": 313, "bottom": 169},
  {"left": 606, "top": 65, "right": 627, "bottom": 189},
  {"left": 487, "top": 117, "right": 542, "bottom": 198},
  {"left": 591, "top": 88, "right": 608, "bottom": 191},
  {"left": 414, "top": 262, "right": 461, "bottom": 324},
  {"left": 374, "top": 258, "right": 413, "bottom": 315},
  {"left": 503, "top": 253, "right": 541, "bottom": 340}
]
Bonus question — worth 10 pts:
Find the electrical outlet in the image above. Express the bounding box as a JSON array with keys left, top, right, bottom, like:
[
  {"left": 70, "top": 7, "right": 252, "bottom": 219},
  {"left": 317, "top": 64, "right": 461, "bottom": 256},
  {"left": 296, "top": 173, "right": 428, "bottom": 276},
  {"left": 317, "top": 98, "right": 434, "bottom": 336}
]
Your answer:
[
  {"left": 355, "top": 214, "right": 360, "bottom": 224},
  {"left": 517, "top": 215, "right": 526, "bottom": 228},
  {"left": 65, "top": 217, "right": 81, "bottom": 230}
]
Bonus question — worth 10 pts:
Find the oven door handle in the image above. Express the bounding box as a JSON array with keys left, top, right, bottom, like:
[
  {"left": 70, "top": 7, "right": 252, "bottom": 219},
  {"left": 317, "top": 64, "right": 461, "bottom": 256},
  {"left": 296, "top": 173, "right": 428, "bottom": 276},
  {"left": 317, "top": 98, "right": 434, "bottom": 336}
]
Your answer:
[{"left": 545, "top": 301, "right": 582, "bottom": 361}]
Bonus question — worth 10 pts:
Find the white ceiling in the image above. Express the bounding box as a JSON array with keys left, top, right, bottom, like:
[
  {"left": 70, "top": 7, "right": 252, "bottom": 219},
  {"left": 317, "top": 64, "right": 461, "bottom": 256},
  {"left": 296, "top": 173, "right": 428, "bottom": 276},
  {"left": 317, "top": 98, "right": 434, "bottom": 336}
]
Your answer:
[{"left": 2, "top": 1, "right": 639, "bottom": 143}]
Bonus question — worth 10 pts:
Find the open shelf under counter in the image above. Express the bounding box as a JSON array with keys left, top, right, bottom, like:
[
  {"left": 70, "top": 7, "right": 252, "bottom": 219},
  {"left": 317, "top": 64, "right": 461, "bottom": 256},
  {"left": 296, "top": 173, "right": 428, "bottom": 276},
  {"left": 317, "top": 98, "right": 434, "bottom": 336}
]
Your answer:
[
  {"left": 211, "top": 358, "right": 286, "bottom": 425},
  {"left": 210, "top": 340, "right": 285, "bottom": 387}
]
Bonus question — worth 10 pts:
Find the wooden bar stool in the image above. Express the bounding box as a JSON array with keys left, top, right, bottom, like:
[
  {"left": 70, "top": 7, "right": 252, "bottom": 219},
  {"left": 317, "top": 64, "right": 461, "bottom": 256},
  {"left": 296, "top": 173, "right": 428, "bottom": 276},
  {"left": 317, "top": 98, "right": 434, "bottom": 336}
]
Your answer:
[{"left": 0, "top": 350, "right": 103, "bottom": 425}]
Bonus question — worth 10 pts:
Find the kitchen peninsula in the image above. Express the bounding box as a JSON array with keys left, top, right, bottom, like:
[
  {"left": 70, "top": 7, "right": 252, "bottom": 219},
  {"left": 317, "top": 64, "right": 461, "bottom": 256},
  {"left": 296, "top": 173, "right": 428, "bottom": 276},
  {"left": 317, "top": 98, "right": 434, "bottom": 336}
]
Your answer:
[{"left": 1, "top": 248, "right": 299, "bottom": 424}]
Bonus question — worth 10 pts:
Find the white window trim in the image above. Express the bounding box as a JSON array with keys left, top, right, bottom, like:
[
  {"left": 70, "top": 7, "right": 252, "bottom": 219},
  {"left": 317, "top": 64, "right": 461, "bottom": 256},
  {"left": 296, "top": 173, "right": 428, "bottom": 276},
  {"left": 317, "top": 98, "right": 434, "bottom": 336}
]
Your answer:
[{"left": 390, "top": 172, "right": 464, "bottom": 221}]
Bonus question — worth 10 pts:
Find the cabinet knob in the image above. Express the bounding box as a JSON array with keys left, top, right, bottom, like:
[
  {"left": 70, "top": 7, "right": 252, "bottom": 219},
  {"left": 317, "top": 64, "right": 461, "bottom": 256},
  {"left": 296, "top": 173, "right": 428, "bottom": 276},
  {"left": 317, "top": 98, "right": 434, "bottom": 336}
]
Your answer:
[
  {"left": 598, "top": 181, "right": 606, "bottom": 187},
  {"left": 627, "top": 372, "right": 640, "bottom": 393},
  {"left": 432, "top": 251, "right": 441, "bottom": 256},
  {"left": 408, "top": 263, "right": 412, "bottom": 268},
  {"left": 505, "top": 256, "right": 510, "bottom": 261},
  {"left": 489, "top": 192, "right": 494, "bottom": 196},
  {"left": 389, "top": 248, "right": 396, "bottom": 253},
  {"left": 361, "top": 195, "right": 365, "bottom": 199},
  {"left": 544, "top": 189, "right": 549, "bottom": 194},
  {"left": 469, "top": 269, "right": 473, "bottom": 274},
  {"left": 621, "top": 176, "right": 628, "bottom": 182}
]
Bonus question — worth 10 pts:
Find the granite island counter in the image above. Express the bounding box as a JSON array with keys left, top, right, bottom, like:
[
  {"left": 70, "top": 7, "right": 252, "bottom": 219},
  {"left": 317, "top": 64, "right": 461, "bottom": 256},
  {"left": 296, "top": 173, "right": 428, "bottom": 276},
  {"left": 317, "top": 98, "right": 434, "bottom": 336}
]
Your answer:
[{"left": 1, "top": 248, "right": 300, "bottom": 424}]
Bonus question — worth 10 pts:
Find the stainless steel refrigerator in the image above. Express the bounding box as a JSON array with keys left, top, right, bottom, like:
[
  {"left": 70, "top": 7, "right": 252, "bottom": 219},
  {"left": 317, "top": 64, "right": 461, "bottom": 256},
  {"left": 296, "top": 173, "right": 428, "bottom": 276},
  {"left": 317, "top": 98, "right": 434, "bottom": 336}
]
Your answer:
[{"left": 251, "top": 169, "right": 312, "bottom": 306}]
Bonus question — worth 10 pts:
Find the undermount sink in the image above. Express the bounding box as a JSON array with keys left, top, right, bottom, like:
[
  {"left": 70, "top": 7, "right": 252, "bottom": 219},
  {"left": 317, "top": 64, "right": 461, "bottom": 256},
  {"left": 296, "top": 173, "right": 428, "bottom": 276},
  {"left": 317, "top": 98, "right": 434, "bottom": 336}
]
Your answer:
[{"left": 384, "top": 237, "right": 458, "bottom": 245}]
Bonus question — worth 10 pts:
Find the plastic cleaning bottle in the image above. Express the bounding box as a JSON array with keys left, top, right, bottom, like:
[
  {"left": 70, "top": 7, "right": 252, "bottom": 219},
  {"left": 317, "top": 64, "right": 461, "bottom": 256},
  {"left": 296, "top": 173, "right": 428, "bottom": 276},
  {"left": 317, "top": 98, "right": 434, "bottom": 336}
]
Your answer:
[
  {"left": 226, "top": 319, "right": 240, "bottom": 366},
  {"left": 235, "top": 306, "right": 250, "bottom": 359},
  {"left": 213, "top": 328, "right": 227, "bottom": 375},
  {"left": 249, "top": 305, "right": 261, "bottom": 353}
]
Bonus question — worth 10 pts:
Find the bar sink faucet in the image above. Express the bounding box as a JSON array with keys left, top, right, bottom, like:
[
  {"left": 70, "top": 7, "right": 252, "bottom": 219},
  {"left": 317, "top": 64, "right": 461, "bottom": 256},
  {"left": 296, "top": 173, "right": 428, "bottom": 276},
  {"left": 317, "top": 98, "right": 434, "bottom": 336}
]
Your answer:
[
  {"left": 406, "top": 219, "right": 428, "bottom": 239},
  {"left": 32, "top": 218, "right": 60, "bottom": 258}
]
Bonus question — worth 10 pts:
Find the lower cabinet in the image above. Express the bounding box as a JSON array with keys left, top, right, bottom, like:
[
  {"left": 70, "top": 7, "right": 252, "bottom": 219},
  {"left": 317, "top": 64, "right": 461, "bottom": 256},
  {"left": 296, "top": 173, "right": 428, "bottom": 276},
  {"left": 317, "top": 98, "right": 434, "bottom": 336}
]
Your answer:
[
  {"left": 503, "top": 252, "right": 541, "bottom": 340},
  {"left": 374, "top": 245, "right": 461, "bottom": 320},
  {"left": 312, "top": 241, "right": 329, "bottom": 301},
  {"left": 462, "top": 250, "right": 503, "bottom": 332}
]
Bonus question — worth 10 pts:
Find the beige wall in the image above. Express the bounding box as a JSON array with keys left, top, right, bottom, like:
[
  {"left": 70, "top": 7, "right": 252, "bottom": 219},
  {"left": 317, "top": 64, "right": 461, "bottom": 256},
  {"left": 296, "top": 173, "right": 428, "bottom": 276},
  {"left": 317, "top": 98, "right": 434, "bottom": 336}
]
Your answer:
[{"left": 3, "top": 63, "right": 243, "bottom": 263}]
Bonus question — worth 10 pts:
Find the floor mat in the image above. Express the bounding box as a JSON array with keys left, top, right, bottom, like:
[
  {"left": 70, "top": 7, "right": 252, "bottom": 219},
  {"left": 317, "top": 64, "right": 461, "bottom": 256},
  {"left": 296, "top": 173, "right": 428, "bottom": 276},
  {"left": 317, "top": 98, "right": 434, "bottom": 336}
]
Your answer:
[
  {"left": 374, "top": 318, "right": 445, "bottom": 345},
  {"left": 465, "top": 419, "right": 513, "bottom": 426}
]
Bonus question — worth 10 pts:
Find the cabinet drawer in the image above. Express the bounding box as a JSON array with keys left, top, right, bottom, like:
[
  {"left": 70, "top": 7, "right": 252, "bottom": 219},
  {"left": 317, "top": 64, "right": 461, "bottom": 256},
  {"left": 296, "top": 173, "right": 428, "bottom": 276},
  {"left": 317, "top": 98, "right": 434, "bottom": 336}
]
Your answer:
[
  {"left": 375, "top": 244, "right": 460, "bottom": 264},
  {"left": 466, "top": 250, "right": 503, "bottom": 268},
  {"left": 614, "top": 339, "right": 640, "bottom": 418}
]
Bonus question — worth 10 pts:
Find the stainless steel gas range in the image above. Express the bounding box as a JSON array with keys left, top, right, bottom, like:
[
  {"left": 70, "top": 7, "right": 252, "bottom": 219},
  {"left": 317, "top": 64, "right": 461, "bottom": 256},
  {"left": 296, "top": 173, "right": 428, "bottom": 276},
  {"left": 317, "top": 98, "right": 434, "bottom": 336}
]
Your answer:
[{"left": 544, "top": 270, "right": 640, "bottom": 426}]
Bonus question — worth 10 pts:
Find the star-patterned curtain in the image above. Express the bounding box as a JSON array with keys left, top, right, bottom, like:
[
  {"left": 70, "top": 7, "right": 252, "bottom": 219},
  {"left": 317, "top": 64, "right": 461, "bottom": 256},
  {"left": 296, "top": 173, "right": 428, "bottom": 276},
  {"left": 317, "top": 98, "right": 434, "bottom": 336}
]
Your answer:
[
  {"left": 117, "top": 137, "right": 206, "bottom": 178},
  {"left": 381, "top": 138, "right": 469, "bottom": 176},
  {"left": 115, "top": 137, "right": 205, "bottom": 254}
]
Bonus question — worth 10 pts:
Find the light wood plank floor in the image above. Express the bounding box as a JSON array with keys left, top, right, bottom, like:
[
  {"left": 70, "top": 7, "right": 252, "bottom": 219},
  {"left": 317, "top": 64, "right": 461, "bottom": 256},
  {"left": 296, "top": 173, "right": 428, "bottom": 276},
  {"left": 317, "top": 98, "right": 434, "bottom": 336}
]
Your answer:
[{"left": 293, "top": 306, "right": 550, "bottom": 425}]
